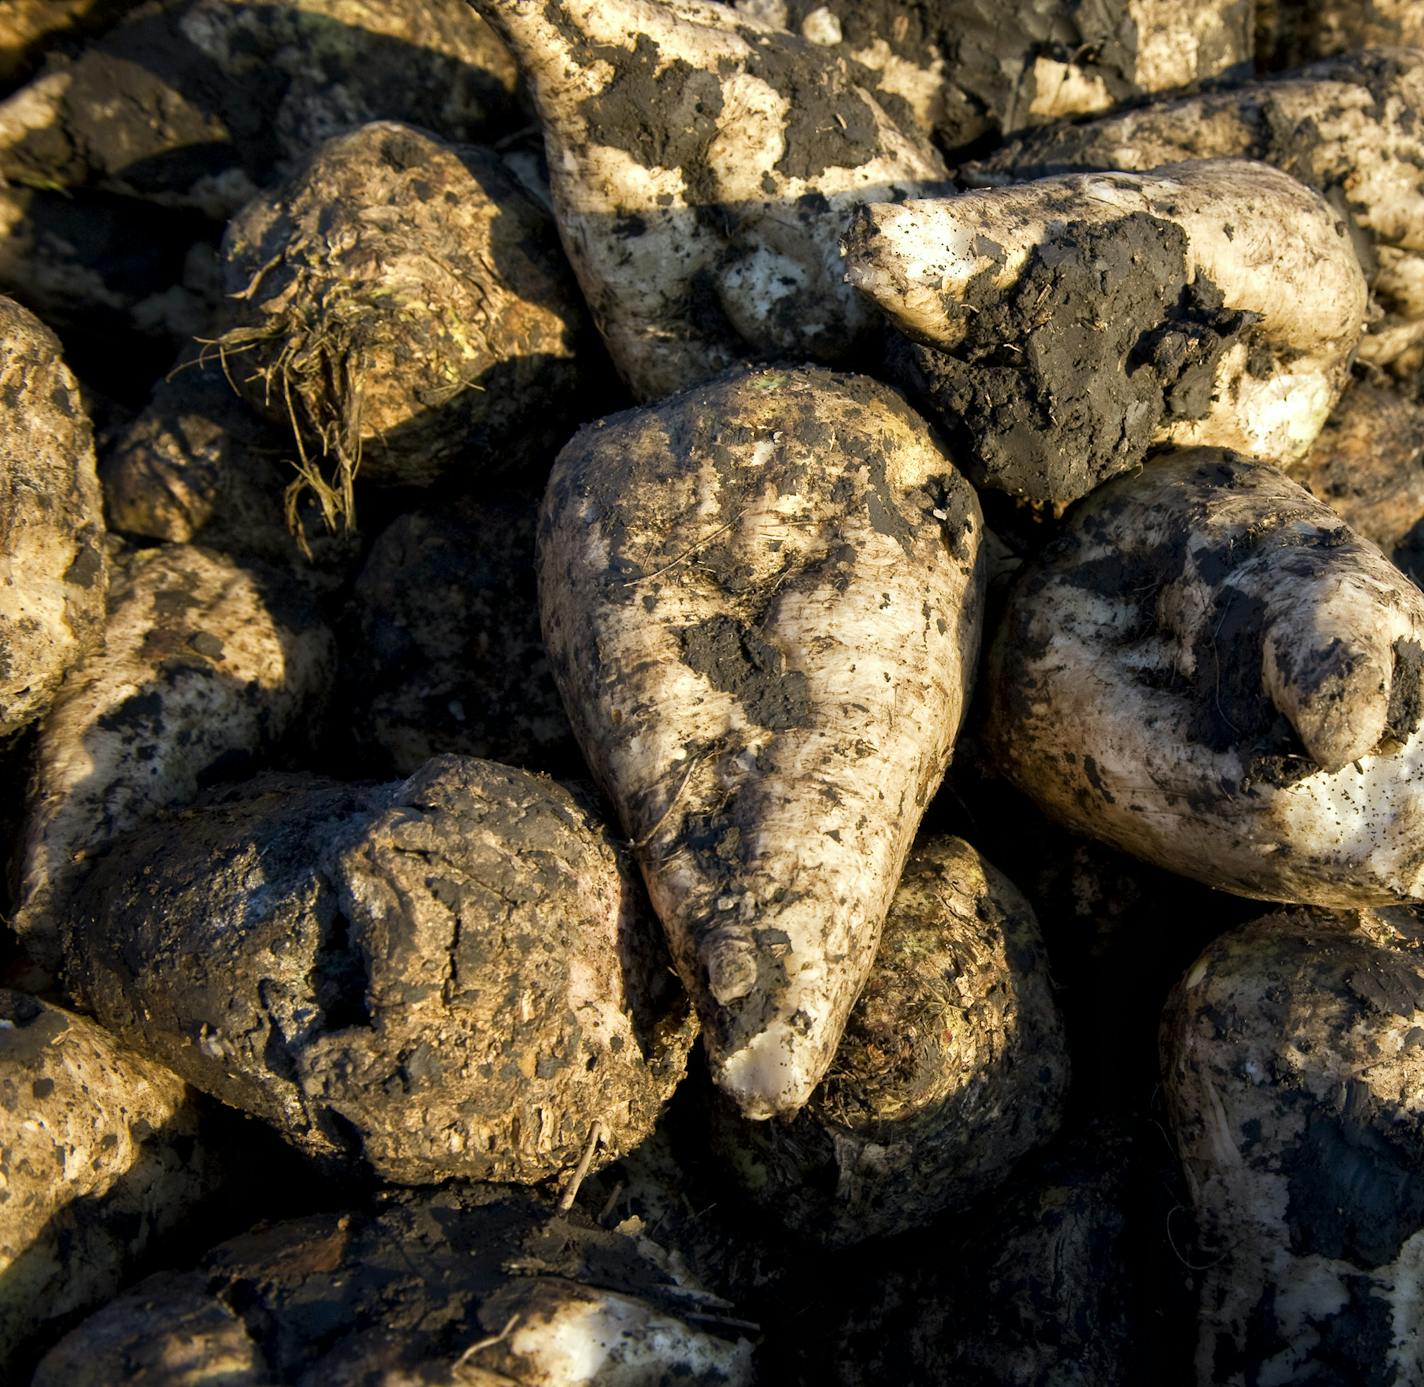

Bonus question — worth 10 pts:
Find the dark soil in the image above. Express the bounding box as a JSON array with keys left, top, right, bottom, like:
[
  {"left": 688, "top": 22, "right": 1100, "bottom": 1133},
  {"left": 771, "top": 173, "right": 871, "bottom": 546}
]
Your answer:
[{"left": 888, "top": 214, "right": 1252, "bottom": 505}]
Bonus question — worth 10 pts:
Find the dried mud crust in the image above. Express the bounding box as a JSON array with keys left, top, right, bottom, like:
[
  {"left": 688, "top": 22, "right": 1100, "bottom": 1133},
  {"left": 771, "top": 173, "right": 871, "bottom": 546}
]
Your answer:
[
  {"left": 30, "top": 1185, "right": 755, "bottom": 1386},
  {"left": 0, "top": 0, "right": 519, "bottom": 218},
  {"left": 886, "top": 212, "right": 1252, "bottom": 504},
  {"left": 338, "top": 496, "right": 580, "bottom": 778},
  {"left": 576, "top": 22, "right": 887, "bottom": 187},
  {"left": 984, "top": 450, "right": 1424, "bottom": 906},
  {"left": 539, "top": 364, "right": 985, "bottom": 1116},
  {"left": 67, "top": 757, "right": 696, "bottom": 1183},
  {"left": 13, "top": 542, "right": 334, "bottom": 973},
  {"left": 217, "top": 121, "right": 593, "bottom": 531},
  {"left": 0, "top": 294, "right": 108, "bottom": 740},
  {"left": 709, "top": 834, "right": 1068, "bottom": 1246},
  {"left": 1162, "top": 909, "right": 1424, "bottom": 1386},
  {"left": 0, "top": 990, "right": 224, "bottom": 1370}
]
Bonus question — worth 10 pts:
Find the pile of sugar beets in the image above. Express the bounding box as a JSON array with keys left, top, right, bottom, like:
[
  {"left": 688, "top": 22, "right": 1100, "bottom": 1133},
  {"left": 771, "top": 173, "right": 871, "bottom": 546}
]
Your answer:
[{"left": 5, "top": 0, "right": 1424, "bottom": 1382}]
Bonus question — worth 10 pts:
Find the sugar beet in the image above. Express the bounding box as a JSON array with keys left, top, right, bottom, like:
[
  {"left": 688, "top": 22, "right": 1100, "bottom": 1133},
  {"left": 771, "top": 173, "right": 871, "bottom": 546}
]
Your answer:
[
  {"left": 0, "top": 294, "right": 108, "bottom": 741},
  {"left": 984, "top": 450, "right": 1424, "bottom": 906},
  {"left": 539, "top": 365, "right": 985, "bottom": 1118},
  {"left": 710, "top": 834, "right": 1068, "bottom": 1244},
  {"left": 217, "top": 121, "right": 593, "bottom": 532},
  {"left": 67, "top": 758, "right": 696, "bottom": 1182}
]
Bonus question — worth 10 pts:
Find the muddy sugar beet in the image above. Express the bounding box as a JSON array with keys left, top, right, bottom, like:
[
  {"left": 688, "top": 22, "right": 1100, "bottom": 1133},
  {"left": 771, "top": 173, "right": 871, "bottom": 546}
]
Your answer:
[
  {"left": 1163, "top": 908, "right": 1424, "bottom": 1386},
  {"left": 539, "top": 365, "right": 985, "bottom": 1119},
  {"left": 12, "top": 542, "right": 334, "bottom": 975},
  {"left": 731, "top": 0, "right": 1251, "bottom": 151},
  {"left": 826, "top": 1121, "right": 1157, "bottom": 1386},
  {"left": 338, "top": 496, "right": 580, "bottom": 777},
  {"left": 31, "top": 1185, "right": 754, "bottom": 1386},
  {"left": 985, "top": 451, "right": 1424, "bottom": 906},
  {"left": 66, "top": 757, "right": 695, "bottom": 1182},
  {"left": 846, "top": 160, "right": 1367, "bottom": 505},
  {"left": 968, "top": 47, "right": 1424, "bottom": 371},
  {"left": 99, "top": 347, "right": 361, "bottom": 574},
  {"left": 468, "top": 0, "right": 948, "bottom": 400},
  {"left": 216, "top": 120, "right": 593, "bottom": 532},
  {"left": 0, "top": 991, "right": 230, "bottom": 1370}
]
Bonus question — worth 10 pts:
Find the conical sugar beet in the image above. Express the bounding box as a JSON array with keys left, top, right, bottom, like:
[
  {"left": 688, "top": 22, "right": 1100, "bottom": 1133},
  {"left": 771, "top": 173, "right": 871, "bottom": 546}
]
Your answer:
[
  {"left": 539, "top": 366, "right": 985, "bottom": 1118},
  {"left": 215, "top": 121, "right": 593, "bottom": 533},
  {"left": 466, "top": 0, "right": 948, "bottom": 400}
]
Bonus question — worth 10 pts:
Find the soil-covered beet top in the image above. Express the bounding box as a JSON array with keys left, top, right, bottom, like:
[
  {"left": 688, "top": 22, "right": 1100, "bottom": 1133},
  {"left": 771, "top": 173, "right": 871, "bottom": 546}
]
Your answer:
[
  {"left": 710, "top": 834, "right": 1068, "bottom": 1245},
  {"left": 216, "top": 121, "right": 591, "bottom": 537},
  {"left": 539, "top": 365, "right": 985, "bottom": 1119},
  {"left": 67, "top": 758, "right": 695, "bottom": 1183}
]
